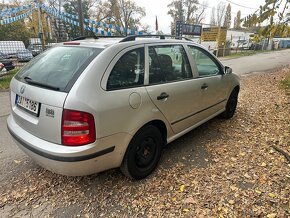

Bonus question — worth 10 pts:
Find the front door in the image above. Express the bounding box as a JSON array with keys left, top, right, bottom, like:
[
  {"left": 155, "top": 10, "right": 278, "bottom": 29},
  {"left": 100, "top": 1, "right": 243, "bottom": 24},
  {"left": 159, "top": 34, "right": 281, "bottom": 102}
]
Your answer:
[
  {"left": 145, "top": 44, "right": 205, "bottom": 133},
  {"left": 187, "top": 45, "right": 228, "bottom": 118}
]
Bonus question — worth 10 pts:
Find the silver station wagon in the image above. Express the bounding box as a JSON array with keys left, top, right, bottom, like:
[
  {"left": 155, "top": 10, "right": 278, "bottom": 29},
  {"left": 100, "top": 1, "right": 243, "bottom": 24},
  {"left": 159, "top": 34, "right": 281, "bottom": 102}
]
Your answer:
[{"left": 7, "top": 35, "right": 240, "bottom": 179}]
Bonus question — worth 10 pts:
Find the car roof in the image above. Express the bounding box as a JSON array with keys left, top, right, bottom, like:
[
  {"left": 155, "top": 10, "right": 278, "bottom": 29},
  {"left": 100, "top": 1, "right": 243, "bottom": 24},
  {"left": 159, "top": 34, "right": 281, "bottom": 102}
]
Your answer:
[{"left": 64, "top": 35, "right": 201, "bottom": 49}]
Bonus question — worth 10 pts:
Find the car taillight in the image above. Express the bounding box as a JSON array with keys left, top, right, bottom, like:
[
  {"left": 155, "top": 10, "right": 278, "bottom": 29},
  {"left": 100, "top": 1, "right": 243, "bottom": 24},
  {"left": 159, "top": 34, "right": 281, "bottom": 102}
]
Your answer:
[{"left": 62, "top": 109, "right": 96, "bottom": 146}]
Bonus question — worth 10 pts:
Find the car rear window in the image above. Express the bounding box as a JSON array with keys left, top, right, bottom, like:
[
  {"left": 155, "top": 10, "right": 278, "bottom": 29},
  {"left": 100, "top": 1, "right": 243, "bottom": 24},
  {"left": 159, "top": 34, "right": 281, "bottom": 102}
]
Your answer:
[{"left": 16, "top": 46, "right": 102, "bottom": 92}]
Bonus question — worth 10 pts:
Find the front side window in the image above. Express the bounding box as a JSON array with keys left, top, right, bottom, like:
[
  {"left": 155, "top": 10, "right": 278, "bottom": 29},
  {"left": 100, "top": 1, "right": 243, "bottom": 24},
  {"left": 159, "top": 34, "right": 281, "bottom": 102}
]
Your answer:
[
  {"left": 188, "top": 46, "right": 221, "bottom": 77},
  {"left": 107, "top": 48, "right": 144, "bottom": 90},
  {"left": 148, "top": 45, "right": 192, "bottom": 84}
]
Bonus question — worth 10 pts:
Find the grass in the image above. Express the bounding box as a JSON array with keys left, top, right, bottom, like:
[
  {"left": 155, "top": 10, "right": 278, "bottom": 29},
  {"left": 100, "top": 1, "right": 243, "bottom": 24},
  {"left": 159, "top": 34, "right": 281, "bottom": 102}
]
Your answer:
[
  {"left": 220, "top": 49, "right": 275, "bottom": 59},
  {"left": 0, "top": 69, "right": 19, "bottom": 90},
  {"left": 280, "top": 74, "right": 290, "bottom": 94}
]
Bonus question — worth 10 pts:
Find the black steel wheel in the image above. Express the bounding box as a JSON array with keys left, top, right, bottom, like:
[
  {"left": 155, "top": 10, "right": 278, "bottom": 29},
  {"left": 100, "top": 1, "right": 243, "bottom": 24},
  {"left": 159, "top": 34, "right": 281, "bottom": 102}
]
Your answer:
[
  {"left": 121, "top": 125, "right": 163, "bottom": 180},
  {"left": 220, "top": 89, "right": 239, "bottom": 119}
]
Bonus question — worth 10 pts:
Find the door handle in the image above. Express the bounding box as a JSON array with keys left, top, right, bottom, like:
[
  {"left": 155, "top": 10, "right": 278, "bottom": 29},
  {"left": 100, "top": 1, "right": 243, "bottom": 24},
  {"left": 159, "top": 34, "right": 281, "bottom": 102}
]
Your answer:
[
  {"left": 201, "top": 83, "right": 208, "bottom": 90},
  {"left": 157, "top": 92, "right": 169, "bottom": 100}
]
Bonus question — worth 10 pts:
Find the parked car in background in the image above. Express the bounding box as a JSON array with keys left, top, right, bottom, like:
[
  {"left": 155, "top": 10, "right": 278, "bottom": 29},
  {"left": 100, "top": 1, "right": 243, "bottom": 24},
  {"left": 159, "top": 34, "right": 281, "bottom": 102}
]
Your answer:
[
  {"left": 0, "top": 51, "right": 15, "bottom": 71},
  {"left": 7, "top": 35, "right": 240, "bottom": 180},
  {"left": 27, "top": 44, "right": 43, "bottom": 56},
  {"left": 0, "top": 41, "right": 26, "bottom": 57},
  {"left": 16, "top": 49, "right": 33, "bottom": 62},
  {"left": 278, "top": 39, "right": 290, "bottom": 48}
]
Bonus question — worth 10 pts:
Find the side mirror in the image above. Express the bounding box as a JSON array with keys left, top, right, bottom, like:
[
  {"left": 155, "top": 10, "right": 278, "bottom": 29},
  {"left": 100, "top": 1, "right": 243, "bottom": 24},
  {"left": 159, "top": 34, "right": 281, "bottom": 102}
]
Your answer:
[{"left": 224, "top": 66, "right": 232, "bottom": 74}]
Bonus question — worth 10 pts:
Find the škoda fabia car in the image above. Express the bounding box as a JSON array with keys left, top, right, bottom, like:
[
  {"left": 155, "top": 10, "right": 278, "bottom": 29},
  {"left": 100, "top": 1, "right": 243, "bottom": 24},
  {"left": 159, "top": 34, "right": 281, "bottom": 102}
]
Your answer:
[{"left": 7, "top": 35, "right": 240, "bottom": 179}]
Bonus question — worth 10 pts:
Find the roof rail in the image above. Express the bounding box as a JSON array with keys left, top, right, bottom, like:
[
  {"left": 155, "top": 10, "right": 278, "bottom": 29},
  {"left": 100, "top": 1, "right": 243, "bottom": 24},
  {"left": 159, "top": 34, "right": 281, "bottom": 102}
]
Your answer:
[
  {"left": 119, "top": 35, "right": 196, "bottom": 42},
  {"left": 119, "top": 35, "right": 178, "bottom": 42},
  {"left": 182, "top": 37, "right": 194, "bottom": 42},
  {"left": 73, "top": 34, "right": 196, "bottom": 42}
]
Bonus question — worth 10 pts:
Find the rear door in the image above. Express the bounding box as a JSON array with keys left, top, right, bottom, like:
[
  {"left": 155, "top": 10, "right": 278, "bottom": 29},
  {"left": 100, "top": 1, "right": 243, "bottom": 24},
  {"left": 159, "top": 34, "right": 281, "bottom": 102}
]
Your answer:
[
  {"left": 10, "top": 45, "right": 101, "bottom": 144},
  {"left": 145, "top": 44, "right": 205, "bottom": 133}
]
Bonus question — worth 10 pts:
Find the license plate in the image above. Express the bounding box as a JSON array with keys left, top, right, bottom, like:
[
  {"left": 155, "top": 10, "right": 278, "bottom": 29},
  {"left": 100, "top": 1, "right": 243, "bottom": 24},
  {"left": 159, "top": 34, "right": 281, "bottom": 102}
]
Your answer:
[{"left": 16, "top": 95, "right": 40, "bottom": 116}]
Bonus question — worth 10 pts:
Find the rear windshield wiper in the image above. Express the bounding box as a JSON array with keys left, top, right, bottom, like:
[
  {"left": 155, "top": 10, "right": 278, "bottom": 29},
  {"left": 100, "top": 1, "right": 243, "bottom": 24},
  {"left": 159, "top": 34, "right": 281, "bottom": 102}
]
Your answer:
[{"left": 24, "top": 76, "right": 60, "bottom": 91}]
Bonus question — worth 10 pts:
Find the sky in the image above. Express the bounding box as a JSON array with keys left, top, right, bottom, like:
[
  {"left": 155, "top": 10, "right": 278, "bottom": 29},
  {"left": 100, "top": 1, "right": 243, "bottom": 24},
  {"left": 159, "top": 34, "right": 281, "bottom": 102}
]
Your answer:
[{"left": 134, "top": 0, "right": 266, "bottom": 34}]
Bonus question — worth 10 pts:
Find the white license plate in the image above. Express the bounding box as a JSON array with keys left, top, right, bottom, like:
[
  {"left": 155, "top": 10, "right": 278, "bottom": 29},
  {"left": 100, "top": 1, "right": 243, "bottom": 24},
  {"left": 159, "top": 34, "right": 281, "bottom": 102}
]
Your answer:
[{"left": 16, "top": 95, "right": 40, "bottom": 116}]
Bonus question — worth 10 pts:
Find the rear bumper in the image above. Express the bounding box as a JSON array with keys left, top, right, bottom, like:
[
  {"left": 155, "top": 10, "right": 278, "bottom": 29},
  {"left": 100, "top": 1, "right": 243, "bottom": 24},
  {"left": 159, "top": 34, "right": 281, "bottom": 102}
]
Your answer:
[{"left": 7, "top": 115, "right": 131, "bottom": 176}]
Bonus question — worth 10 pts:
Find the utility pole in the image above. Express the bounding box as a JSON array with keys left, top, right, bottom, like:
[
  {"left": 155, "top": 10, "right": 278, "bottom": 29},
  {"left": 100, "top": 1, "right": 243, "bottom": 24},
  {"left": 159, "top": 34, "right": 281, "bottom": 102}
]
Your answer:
[
  {"left": 36, "top": 0, "right": 45, "bottom": 50},
  {"left": 77, "top": 0, "right": 84, "bottom": 36},
  {"left": 58, "top": 0, "right": 62, "bottom": 42}
]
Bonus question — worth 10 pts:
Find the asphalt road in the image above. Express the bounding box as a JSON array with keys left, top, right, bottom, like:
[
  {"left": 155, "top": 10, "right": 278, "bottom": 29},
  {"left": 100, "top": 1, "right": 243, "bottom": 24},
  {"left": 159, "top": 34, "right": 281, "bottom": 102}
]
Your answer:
[{"left": 220, "top": 49, "right": 290, "bottom": 75}]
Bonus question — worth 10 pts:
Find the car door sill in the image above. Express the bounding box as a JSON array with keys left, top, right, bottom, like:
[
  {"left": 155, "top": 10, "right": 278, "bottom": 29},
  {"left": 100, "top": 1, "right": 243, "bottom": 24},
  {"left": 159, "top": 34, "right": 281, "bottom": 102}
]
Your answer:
[{"left": 167, "top": 108, "right": 225, "bottom": 144}]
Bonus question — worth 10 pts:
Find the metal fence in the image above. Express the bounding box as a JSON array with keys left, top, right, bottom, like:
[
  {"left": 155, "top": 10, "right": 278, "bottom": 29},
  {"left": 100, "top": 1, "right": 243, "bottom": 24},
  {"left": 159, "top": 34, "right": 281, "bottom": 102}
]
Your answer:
[{"left": 0, "top": 38, "right": 56, "bottom": 71}]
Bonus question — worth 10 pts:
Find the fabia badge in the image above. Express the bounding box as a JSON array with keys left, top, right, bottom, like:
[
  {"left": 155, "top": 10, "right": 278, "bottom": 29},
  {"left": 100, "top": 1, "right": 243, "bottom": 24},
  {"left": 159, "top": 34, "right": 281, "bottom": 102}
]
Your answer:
[
  {"left": 20, "top": 85, "right": 25, "bottom": 94},
  {"left": 46, "top": 108, "right": 55, "bottom": 118}
]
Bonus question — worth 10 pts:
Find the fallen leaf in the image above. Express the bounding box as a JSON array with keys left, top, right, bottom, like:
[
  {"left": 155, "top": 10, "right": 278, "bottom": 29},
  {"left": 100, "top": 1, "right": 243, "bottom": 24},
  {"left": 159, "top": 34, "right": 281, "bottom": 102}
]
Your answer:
[
  {"left": 183, "top": 197, "right": 196, "bottom": 204},
  {"left": 259, "top": 174, "right": 267, "bottom": 184},
  {"left": 13, "top": 160, "right": 21, "bottom": 164},
  {"left": 230, "top": 185, "right": 238, "bottom": 191},
  {"left": 228, "top": 200, "right": 235, "bottom": 205},
  {"left": 180, "top": 185, "right": 185, "bottom": 192},
  {"left": 268, "top": 193, "right": 275, "bottom": 198},
  {"left": 223, "top": 207, "right": 228, "bottom": 214},
  {"left": 266, "top": 213, "right": 277, "bottom": 218},
  {"left": 240, "top": 152, "right": 246, "bottom": 156},
  {"left": 261, "top": 162, "right": 267, "bottom": 167},
  {"left": 32, "top": 204, "right": 40, "bottom": 209},
  {"left": 255, "top": 189, "right": 262, "bottom": 194}
]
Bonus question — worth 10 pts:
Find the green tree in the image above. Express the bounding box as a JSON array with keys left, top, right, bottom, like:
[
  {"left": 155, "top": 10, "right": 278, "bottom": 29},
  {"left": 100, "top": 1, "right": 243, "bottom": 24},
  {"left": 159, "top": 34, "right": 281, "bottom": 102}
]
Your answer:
[
  {"left": 0, "top": 21, "right": 33, "bottom": 46},
  {"left": 223, "top": 3, "right": 231, "bottom": 28},
  {"left": 216, "top": 2, "right": 226, "bottom": 27},
  {"left": 167, "top": 0, "right": 199, "bottom": 34},
  {"left": 95, "top": 0, "right": 146, "bottom": 36},
  {"left": 62, "top": 0, "right": 96, "bottom": 38},
  {"left": 63, "top": 0, "right": 95, "bottom": 20},
  {"left": 244, "top": 0, "right": 290, "bottom": 38},
  {"left": 234, "top": 10, "right": 241, "bottom": 29}
]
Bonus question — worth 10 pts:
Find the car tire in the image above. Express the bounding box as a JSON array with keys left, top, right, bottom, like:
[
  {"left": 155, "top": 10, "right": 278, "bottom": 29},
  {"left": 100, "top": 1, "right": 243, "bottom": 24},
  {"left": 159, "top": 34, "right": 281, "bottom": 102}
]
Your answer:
[
  {"left": 220, "top": 89, "right": 239, "bottom": 119},
  {"left": 121, "top": 125, "right": 163, "bottom": 180}
]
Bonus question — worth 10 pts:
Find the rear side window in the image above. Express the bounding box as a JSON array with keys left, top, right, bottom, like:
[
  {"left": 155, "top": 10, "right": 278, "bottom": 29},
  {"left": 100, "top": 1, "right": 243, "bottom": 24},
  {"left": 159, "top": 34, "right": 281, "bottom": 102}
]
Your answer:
[
  {"left": 16, "top": 46, "right": 101, "bottom": 91},
  {"left": 107, "top": 48, "right": 144, "bottom": 90},
  {"left": 148, "top": 45, "right": 192, "bottom": 84}
]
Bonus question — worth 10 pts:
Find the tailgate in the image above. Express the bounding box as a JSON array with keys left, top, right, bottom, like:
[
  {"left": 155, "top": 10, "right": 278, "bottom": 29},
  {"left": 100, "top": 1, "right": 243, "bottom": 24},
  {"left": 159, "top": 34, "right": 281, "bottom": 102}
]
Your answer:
[{"left": 10, "top": 78, "right": 67, "bottom": 144}]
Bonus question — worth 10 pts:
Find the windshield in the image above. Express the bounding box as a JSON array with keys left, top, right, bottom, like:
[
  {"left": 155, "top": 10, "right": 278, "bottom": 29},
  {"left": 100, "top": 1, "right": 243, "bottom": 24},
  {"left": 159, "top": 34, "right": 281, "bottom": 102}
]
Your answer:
[{"left": 16, "top": 46, "right": 102, "bottom": 91}]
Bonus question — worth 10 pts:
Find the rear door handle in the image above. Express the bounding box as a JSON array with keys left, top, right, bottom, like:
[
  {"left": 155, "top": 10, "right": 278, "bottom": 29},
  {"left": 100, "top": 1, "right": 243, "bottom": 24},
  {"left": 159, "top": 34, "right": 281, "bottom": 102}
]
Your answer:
[
  {"left": 201, "top": 83, "right": 208, "bottom": 90},
  {"left": 157, "top": 92, "right": 169, "bottom": 100}
]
